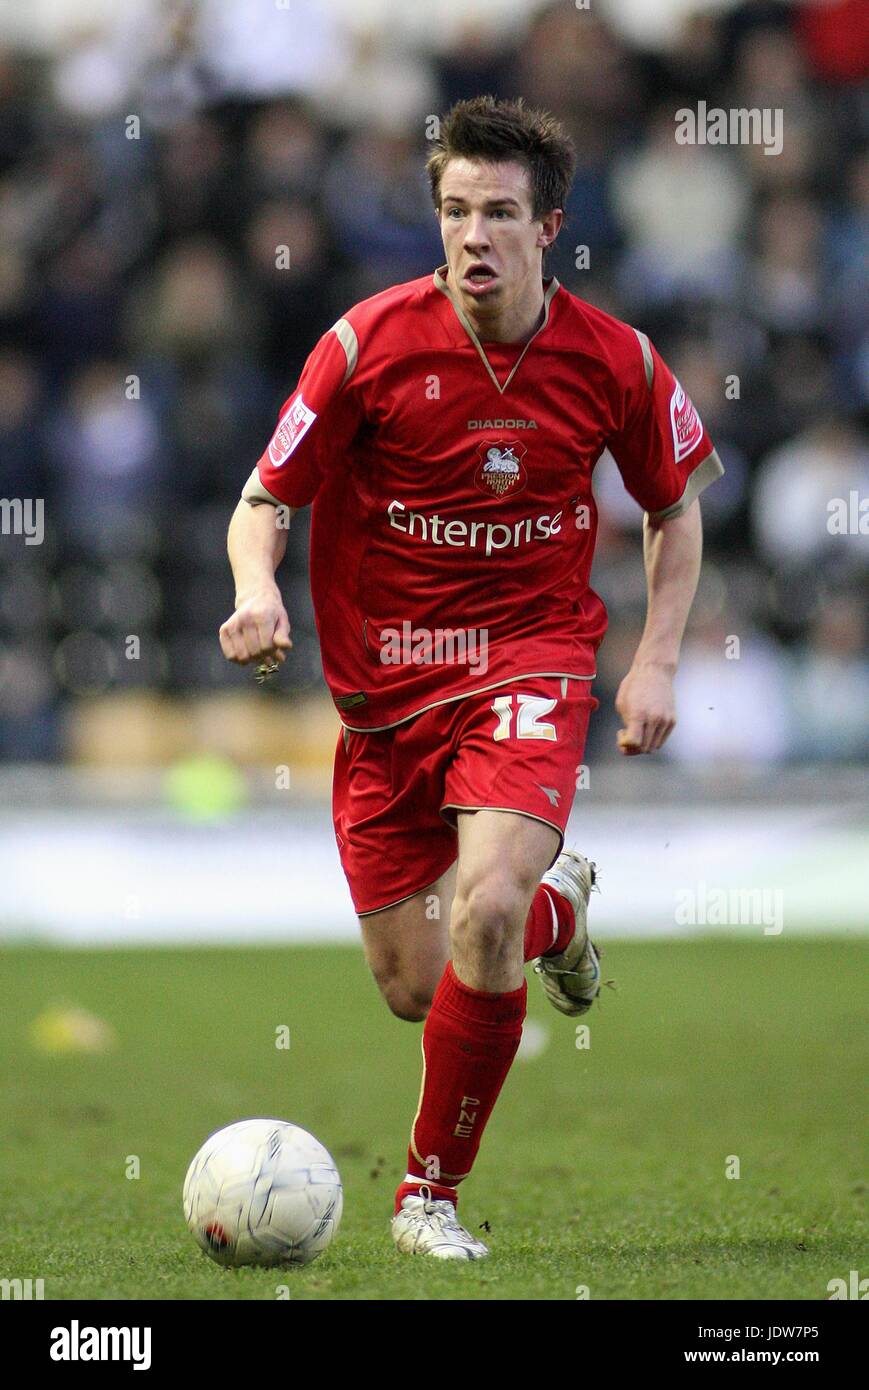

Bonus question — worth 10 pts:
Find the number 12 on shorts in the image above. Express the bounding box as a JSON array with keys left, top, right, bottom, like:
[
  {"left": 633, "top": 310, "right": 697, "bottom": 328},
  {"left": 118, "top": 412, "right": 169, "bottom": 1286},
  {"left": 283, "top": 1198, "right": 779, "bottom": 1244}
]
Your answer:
[{"left": 491, "top": 693, "right": 558, "bottom": 742}]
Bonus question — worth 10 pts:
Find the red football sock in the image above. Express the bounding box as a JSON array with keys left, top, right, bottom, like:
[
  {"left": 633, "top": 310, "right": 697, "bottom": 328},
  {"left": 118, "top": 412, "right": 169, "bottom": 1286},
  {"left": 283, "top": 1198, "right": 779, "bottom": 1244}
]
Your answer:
[
  {"left": 396, "top": 962, "right": 526, "bottom": 1213},
  {"left": 523, "top": 883, "right": 574, "bottom": 961},
  {"left": 394, "top": 1176, "right": 459, "bottom": 1212}
]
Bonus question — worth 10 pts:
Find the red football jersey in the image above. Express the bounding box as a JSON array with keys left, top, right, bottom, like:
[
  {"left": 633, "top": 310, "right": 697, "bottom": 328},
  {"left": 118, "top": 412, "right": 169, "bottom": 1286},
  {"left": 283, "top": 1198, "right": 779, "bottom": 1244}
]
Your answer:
[{"left": 249, "top": 266, "right": 723, "bottom": 730}]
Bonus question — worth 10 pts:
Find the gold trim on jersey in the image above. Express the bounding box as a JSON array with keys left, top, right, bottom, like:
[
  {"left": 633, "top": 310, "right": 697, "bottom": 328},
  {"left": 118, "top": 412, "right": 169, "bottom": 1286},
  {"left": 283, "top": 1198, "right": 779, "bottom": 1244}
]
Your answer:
[
  {"left": 339, "top": 671, "right": 596, "bottom": 733},
  {"left": 330, "top": 316, "right": 359, "bottom": 386},
  {"left": 355, "top": 863, "right": 458, "bottom": 919},
  {"left": 647, "top": 447, "right": 725, "bottom": 521},
  {"left": 633, "top": 327, "right": 655, "bottom": 388},
  {"left": 241, "top": 466, "right": 284, "bottom": 506},
  {"left": 440, "top": 804, "right": 566, "bottom": 848},
  {"left": 432, "top": 265, "right": 560, "bottom": 395}
]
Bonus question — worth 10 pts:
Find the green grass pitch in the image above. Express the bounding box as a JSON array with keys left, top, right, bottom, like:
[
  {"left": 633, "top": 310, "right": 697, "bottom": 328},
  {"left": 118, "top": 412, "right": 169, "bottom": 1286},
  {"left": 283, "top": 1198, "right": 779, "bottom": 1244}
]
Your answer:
[{"left": 1, "top": 939, "right": 866, "bottom": 1300}]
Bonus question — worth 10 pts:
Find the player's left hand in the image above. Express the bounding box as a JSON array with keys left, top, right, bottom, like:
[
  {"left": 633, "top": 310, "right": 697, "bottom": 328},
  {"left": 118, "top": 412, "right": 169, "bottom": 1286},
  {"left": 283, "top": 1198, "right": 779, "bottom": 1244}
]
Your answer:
[{"left": 615, "top": 662, "right": 676, "bottom": 755}]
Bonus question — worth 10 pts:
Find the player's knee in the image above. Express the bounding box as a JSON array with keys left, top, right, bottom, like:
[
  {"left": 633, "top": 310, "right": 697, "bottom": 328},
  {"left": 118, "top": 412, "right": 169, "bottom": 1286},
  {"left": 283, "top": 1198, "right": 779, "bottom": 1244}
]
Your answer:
[
  {"left": 384, "top": 984, "right": 433, "bottom": 1023},
  {"left": 374, "top": 971, "right": 433, "bottom": 1023},
  {"left": 451, "top": 879, "right": 525, "bottom": 957}
]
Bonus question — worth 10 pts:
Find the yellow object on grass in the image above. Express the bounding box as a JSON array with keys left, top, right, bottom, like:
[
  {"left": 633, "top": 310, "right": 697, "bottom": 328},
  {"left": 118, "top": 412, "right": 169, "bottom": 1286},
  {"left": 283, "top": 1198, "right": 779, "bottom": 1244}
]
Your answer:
[{"left": 29, "top": 1006, "right": 118, "bottom": 1055}]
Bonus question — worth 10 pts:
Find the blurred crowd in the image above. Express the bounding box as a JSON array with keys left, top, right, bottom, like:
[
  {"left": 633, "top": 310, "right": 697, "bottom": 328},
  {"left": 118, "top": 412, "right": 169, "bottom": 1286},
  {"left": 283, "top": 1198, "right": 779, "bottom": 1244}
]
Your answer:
[{"left": 0, "top": 0, "right": 866, "bottom": 764}]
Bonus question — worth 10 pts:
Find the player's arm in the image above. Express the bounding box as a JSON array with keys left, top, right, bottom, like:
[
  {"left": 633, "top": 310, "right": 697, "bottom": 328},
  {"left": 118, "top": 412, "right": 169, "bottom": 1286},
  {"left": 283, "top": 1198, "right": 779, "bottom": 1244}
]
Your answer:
[
  {"left": 220, "top": 496, "right": 294, "bottom": 667},
  {"left": 615, "top": 499, "right": 702, "bottom": 755},
  {"left": 218, "top": 316, "right": 363, "bottom": 669},
  {"left": 606, "top": 328, "right": 724, "bottom": 755}
]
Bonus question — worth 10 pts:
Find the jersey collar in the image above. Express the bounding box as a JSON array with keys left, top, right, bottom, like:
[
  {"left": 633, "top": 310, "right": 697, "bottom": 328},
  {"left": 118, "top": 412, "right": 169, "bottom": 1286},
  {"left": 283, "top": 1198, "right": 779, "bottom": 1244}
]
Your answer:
[{"left": 432, "top": 264, "right": 560, "bottom": 396}]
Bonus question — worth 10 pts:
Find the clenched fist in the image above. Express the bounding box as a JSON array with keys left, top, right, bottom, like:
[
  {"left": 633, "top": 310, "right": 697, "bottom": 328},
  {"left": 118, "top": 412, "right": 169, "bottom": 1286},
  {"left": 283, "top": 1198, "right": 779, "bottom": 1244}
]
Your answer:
[
  {"left": 219, "top": 585, "right": 292, "bottom": 666},
  {"left": 614, "top": 661, "right": 676, "bottom": 755}
]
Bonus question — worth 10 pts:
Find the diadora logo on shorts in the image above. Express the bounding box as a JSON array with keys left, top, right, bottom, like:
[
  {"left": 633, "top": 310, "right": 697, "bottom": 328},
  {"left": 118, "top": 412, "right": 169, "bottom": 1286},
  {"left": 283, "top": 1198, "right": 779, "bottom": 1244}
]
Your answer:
[
  {"left": 670, "top": 381, "right": 703, "bottom": 463},
  {"left": 474, "top": 440, "right": 528, "bottom": 497},
  {"left": 268, "top": 393, "right": 317, "bottom": 468}
]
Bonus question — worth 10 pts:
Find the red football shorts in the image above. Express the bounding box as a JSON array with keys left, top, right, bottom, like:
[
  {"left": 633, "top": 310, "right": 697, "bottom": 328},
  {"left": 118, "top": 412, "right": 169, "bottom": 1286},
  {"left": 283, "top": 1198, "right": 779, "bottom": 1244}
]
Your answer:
[{"left": 331, "top": 676, "right": 597, "bottom": 916}]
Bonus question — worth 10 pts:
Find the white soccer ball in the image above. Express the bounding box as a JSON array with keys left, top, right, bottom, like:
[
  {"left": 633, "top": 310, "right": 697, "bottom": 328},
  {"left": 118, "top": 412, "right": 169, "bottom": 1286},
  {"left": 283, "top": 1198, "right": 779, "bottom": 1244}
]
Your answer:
[{"left": 183, "top": 1118, "right": 343, "bottom": 1267}]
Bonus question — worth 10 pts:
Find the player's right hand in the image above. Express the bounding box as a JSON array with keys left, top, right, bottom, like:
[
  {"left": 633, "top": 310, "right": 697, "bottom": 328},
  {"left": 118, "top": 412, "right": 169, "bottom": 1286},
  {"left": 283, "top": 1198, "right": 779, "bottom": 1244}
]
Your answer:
[{"left": 218, "top": 587, "right": 293, "bottom": 666}]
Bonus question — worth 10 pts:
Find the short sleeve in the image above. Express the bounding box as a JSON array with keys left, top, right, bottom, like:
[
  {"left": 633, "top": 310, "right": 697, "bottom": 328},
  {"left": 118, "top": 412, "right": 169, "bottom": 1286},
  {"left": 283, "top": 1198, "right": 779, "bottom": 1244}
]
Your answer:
[
  {"left": 245, "top": 317, "right": 363, "bottom": 509},
  {"left": 607, "top": 329, "right": 724, "bottom": 519}
]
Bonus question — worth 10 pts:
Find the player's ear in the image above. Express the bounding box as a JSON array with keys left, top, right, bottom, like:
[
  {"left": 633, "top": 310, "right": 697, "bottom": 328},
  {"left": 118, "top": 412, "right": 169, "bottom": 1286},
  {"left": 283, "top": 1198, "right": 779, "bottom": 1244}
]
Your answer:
[{"left": 538, "top": 207, "right": 563, "bottom": 249}]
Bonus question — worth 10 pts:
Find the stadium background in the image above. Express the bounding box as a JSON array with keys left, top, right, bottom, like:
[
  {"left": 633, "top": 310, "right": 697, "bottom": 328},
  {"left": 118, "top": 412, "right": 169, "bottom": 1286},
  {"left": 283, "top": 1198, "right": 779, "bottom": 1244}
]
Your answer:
[
  {"left": 0, "top": 0, "right": 867, "bottom": 1306},
  {"left": 0, "top": 0, "right": 865, "bottom": 941}
]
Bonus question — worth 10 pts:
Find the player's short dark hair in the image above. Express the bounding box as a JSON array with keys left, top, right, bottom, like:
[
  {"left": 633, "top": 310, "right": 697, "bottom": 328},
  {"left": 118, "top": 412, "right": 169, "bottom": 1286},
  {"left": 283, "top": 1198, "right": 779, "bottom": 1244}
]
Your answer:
[{"left": 426, "top": 95, "right": 577, "bottom": 227}]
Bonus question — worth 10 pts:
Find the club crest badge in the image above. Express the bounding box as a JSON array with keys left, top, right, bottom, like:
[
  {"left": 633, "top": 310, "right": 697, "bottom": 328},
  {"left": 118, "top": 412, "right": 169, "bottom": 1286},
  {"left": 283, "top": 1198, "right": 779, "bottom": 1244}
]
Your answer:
[{"left": 474, "top": 440, "right": 528, "bottom": 497}]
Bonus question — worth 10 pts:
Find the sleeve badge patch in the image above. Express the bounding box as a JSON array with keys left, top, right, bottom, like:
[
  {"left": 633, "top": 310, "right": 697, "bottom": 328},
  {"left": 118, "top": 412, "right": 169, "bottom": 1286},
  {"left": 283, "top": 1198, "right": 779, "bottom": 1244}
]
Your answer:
[
  {"left": 268, "top": 393, "right": 317, "bottom": 468},
  {"left": 670, "top": 381, "right": 703, "bottom": 463}
]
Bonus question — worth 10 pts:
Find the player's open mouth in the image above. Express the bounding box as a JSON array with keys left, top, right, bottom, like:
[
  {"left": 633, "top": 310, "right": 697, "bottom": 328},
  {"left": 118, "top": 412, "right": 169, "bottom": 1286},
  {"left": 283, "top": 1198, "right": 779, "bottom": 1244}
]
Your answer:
[{"left": 461, "top": 263, "right": 498, "bottom": 295}]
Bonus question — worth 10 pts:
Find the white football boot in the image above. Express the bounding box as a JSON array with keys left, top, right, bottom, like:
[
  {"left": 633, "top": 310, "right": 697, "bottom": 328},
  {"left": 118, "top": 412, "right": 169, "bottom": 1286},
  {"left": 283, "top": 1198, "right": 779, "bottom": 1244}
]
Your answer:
[
  {"left": 532, "top": 850, "right": 602, "bottom": 1016},
  {"left": 391, "top": 1186, "right": 489, "bottom": 1260}
]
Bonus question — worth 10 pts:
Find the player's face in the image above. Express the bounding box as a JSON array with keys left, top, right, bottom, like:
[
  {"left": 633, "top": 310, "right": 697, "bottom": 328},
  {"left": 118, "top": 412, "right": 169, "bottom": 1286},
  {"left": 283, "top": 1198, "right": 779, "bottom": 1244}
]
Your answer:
[{"left": 438, "top": 158, "right": 562, "bottom": 335}]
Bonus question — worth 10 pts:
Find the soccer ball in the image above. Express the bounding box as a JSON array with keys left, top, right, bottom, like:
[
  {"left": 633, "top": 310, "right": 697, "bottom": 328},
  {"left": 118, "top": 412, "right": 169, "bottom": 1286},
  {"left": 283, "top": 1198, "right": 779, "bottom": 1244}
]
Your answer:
[{"left": 183, "top": 1118, "right": 343, "bottom": 1267}]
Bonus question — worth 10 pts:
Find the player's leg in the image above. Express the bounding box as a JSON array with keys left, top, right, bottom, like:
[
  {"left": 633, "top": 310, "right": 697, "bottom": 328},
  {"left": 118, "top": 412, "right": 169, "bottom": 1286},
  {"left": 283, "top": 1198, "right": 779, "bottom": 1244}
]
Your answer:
[
  {"left": 408, "top": 808, "right": 556, "bottom": 1169},
  {"left": 331, "top": 714, "right": 458, "bottom": 1021},
  {"left": 450, "top": 808, "right": 559, "bottom": 989},
  {"left": 391, "top": 808, "right": 556, "bottom": 1259},
  {"left": 391, "top": 679, "right": 602, "bottom": 1258},
  {"left": 358, "top": 861, "right": 455, "bottom": 1022},
  {"left": 438, "top": 677, "right": 602, "bottom": 1011}
]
